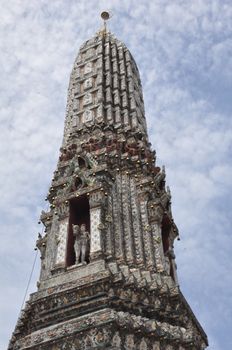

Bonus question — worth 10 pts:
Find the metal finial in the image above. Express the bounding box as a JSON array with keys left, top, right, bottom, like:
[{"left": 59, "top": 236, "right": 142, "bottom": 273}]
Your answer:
[
  {"left": 101, "top": 11, "right": 110, "bottom": 21},
  {"left": 100, "top": 11, "right": 112, "bottom": 36}
]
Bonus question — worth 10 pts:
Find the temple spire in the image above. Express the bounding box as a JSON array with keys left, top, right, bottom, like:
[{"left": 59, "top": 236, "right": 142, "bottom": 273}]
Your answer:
[{"left": 8, "top": 22, "right": 208, "bottom": 350}]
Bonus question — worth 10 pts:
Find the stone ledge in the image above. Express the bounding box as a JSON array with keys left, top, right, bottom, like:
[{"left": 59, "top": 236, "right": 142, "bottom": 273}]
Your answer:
[{"left": 38, "top": 259, "right": 107, "bottom": 292}]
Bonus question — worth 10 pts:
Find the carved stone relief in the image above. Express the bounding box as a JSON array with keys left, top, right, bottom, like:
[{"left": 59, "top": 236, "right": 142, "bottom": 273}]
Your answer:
[
  {"left": 84, "top": 62, "right": 92, "bottom": 74},
  {"left": 114, "top": 90, "right": 120, "bottom": 105},
  {"left": 97, "top": 88, "right": 103, "bottom": 102},
  {"left": 83, "top": 92, "right": 92, "bottom": 105},
  {"left": 151, "top": 222, "right": 165, "bottom": 272},
  {"left": 86, "top": 47, "right": 94, "bottom": 58},
  {"left": 140, "top": 199, "right": 154, "bottom": 268},
  {"left": 112, "top": 331, "right": 121, "bottom": 347},
  {"left": 84, "top": 77, "right": 93, "bottom": 90},
  {"left": 152, "top": 341, "right": 161, "bottom": 350},
  {"left": 139, "top": 338, "right": 148, "bottom": 350},
  {"left": 96, "top": 105, "right": 103, "bottom": 119},
  {"left": 166, "top": 345, "right": 173, "bottom": 350},
  {"left": 83, "top": 109, "right": 93, "bottom": 123},
  {"left": 125, "top": 334, "right": 135, "bottom": 350},
  {"left": 106, "top": 105, "right": 113, "bottom": 121}
]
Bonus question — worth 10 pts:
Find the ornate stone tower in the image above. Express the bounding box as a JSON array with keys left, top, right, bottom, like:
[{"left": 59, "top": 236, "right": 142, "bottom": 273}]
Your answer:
[{"left": 9, "top": 21, "right": 208, "bottom": 350}]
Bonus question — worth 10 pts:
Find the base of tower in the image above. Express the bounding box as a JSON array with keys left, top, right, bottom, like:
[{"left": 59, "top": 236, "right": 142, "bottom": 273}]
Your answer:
[
  {"left": 8, "top": 263, "right": 208, "bottom": 350},
  {"left": 9, "top": 307, "right": 206, "bottom": 350}
]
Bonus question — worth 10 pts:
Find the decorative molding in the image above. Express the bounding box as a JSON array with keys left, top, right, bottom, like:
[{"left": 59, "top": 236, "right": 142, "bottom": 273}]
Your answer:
[
  {"left": 90, "top": 207, "right": 102, "bottom": 255},
  {"left": 55, "top": 218, "right": 68, "bottom": 265}
]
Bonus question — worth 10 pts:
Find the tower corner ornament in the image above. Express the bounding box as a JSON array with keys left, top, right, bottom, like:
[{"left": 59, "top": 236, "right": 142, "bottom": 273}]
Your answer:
[{"left": 8, "top": 14, "right": 208, "bottom": 350}]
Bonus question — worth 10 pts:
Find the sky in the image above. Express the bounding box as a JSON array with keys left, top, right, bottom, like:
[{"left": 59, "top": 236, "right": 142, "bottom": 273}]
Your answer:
[{"left": 0, "top": 0, "right": 232, "bottom": 349}]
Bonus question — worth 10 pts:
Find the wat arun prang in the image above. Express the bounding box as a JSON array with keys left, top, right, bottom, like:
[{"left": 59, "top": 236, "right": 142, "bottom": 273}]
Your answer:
[{"left": 8, "top": 16, "right": 208, "bottom": 350}]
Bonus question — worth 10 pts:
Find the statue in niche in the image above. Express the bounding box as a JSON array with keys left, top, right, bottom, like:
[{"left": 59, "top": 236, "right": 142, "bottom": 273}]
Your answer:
[{"left": 72, "top": 223, "right": 90, "bottom": 264}]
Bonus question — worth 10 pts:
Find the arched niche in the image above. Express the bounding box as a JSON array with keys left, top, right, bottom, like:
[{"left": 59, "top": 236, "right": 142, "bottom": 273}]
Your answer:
[
  {"left": 66, "top": 195, "right": 90, "bottom": 267},
  {"left": 161, "top": 215, "right": 171, "bottom": 254},
  {"left": 78, "top": 156, "right": 86, "bottom": 169},
  {"left": 161, "top": 215, "right": 175, "bottom": 280}
]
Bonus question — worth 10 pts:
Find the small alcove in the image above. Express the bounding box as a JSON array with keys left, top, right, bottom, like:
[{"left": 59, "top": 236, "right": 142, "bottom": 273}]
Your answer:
[
  {"left": 161, "top": 216, "right": 174, "bottom": 280},
  {"left": 66, "top": 195, "right": 90, "bottom": 267},
  {"left": 78, "top": 156, "right": 86, "bottom": 169}
]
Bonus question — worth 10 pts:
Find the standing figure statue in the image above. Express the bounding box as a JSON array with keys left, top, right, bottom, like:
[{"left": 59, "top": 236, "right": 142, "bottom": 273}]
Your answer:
[
  {"left": 164, "top": 248, "right": 176, "bottom": 275},
  {"left": 72, "top": 223, "right": 90, "bottom": 264},
  {"left": 164, "top": 253, "right": 171, "bottom": 275}
]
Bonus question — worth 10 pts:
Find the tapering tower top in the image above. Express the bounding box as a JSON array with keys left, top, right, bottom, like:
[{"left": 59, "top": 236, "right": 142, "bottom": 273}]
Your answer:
[{"left": 63, "top": 27, "right": 147, "bottom": 147}]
